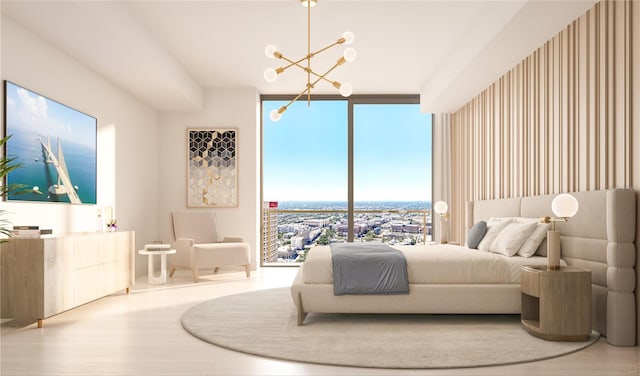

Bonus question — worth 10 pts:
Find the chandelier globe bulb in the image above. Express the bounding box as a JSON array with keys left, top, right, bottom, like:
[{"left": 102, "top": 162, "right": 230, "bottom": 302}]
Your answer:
[
  {"left": 342, "top": 31, "right": 355, "bottom": 45},
  {"left": 264, "top": 44, "right": 278, "bottom": 58},
  {"left": 264, "top": 68, "right": 278, "bottom": 83},
  {"left": 269, "top": 109, "right": 282, "bottom": 122},
  {"left": 339, "top": 82, "right": 353, "bottom": 97},
  {"left": 343, "top": 47, "right": 357, "bottom": 62}
]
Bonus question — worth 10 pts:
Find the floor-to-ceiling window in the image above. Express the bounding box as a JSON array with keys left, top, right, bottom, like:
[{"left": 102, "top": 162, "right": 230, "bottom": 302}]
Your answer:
[{"left": 261, "top": 95, "right": 432, "bottom": 266}]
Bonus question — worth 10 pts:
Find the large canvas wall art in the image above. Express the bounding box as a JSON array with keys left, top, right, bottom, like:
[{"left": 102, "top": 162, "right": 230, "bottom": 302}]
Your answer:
[
  {"left": 187, "top": 129, "right": 237, "bottom": 207},
  {"left": 3, "top": 81, "right": 97, "bottom": 204}
]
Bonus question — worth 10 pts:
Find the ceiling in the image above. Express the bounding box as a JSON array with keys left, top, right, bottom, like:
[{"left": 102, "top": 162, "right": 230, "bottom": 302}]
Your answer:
[{"left": 1, "top": 0, "right": 597, "bottom": 113}]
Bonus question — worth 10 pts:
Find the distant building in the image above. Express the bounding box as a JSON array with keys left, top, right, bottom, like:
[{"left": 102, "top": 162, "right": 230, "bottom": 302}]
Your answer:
[
  {"left": 262, "top": 201, "right": 279, "bottom": 263},
  {"left": 336, "top": 223, "right": 368, "bottom": 236},
  {"left": 404, "top": 224, "right": 420, "bottom": 233},
  {"left": 277, "top": 246, "right": 295, "bottom": 260},
  {"left": 391, "top": 223, "right": 405, "bottom": 232},
  {"left": 277, "top": 224, "right": 310, "bottom": 235},
  {"left": 290, "top": 236, "right": 305, "bottom": 250},
  {"left": 309, "top": 228, "right": 322, "bottom": 242},
  {"left": 304, "top": 218, "right": 329, "bottom": 228}
]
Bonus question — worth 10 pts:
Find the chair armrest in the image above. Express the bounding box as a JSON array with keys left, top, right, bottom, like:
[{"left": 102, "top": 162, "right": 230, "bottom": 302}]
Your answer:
[
  {"left": 174, "top": 238, "right": 194, "bottom": 248},
  {"left": 172, "top": 238, "right": 195, "bottom": 268},
  {"left": 221, "top": 236, "right": 245, "bottom": 243}
]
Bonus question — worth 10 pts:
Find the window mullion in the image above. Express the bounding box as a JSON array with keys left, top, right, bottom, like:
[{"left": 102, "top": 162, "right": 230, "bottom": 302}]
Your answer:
[{"left": 347, "top": 98, "right": 354, "bottom": 242}]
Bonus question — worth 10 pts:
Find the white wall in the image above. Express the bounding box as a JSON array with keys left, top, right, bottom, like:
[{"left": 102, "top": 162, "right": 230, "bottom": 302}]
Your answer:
[
  {"left": 1, "top": 15, "right": 261, "bottom": 276},
  {"left": 158, "top": 88, "right": 260, "bottom": 270},
  {"left": 1, "top": 16, "right": 161, "bottom": 277}
]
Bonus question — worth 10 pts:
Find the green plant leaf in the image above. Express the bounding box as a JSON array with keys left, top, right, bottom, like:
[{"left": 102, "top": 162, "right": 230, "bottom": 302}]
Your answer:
[{"left": 0, "top": 135, "right": 41, "bottom": 242}]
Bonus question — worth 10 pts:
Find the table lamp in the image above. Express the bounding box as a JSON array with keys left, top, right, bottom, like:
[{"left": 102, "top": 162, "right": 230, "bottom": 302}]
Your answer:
[
  {"left": 433, "top": 200, "right": 449, "bottom": 244},
  {"left": 541, "top": 193, "right": 579, "bottom": 269}
]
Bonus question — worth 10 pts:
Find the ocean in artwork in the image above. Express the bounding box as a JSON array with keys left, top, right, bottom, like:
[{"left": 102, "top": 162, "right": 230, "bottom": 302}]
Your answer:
[{"left": 6, "top": 127, "right": 97, "bottom": 204}]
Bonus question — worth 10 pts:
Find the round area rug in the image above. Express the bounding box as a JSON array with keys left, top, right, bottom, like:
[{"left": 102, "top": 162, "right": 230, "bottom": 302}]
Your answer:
[{"left": 181, "top": 288, "right": 599, "bottom": 369}]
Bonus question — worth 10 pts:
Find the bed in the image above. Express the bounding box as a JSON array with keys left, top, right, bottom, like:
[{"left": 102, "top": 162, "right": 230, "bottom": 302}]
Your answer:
[{"left": 290, "top": 189, "right": 637, "bottom": 347}]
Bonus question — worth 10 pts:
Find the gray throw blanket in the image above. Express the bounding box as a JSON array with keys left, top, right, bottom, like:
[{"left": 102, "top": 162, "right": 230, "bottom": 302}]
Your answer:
[{"left": 331, "top": 242, "right": 409, "bottom": 296}]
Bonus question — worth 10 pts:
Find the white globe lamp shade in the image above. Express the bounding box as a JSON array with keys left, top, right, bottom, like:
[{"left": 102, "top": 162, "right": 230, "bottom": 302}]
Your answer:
[
  {"left": 343, "top": 47, "right": 357, "bottom": 62},
  {"left": 551, "top": 193, "right": 579, "bottom": 218},
  {"left": 342, "top": 31, "right": 355, "bottom": 45},
  {"left": 433, "top": 201, "right": 448, "bottom": 215},
  {"left": 269, "top": 109, "right": 282, "bottom": 122},
  {"left": 300, "top": 0, "right": 317, "bottom": 7},
  {"left": 263, "top": 68, "right": 278, "bottom": 83},
  {"left": 264, "top": 44, "right": 278, "bottom": 58},
  {"left": 339, "top": 82, "right": 353, "bottom": 97}
]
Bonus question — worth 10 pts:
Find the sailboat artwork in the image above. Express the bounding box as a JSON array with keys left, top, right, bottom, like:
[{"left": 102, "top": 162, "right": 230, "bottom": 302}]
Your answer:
[{"left": 40, "top": 137, "right": 82, "bottom": 204}]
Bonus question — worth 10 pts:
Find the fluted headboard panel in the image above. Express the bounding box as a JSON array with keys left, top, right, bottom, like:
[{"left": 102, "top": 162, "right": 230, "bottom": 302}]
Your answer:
[{"left": 466, "top": 189, "right": 637, "bottom": 346}]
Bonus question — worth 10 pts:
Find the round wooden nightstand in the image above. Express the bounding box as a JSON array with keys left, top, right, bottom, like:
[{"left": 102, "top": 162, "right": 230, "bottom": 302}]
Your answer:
[{"left": 520, "top": 265, "right": 592, "bottom": 341}]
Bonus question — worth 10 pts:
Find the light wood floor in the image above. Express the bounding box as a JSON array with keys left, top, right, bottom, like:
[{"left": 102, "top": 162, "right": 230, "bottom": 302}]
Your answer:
[{"left": 1, "top": 267, "right": 638, "bottom": 376}]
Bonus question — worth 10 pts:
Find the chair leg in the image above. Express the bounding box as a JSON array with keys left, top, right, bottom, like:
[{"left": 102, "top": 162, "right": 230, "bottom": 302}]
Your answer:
[
  {"left": 192, "top": 268, "right": 198, "bottom": 283},
  {"left": 296, "top": 292, "right": 307, "bottom": 326},
  {"left": 244, "top": 264, "right": 250, "bottom": 278},
  {"left": 169, "top": 267, "right": 176, "bottom": 278},
  {"left": 214, "top": 267, "right": 220, "bottom": 274}
]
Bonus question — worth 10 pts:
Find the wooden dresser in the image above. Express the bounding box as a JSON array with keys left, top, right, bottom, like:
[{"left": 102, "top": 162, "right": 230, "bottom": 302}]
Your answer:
[{"left": 1, "top": 231, "right": 135, "bottom": 327}]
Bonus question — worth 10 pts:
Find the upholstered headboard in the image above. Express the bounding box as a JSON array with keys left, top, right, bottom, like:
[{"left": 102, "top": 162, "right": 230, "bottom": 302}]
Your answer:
[{"left": 465, "top": 189, "right": 637, "bottom": 347}]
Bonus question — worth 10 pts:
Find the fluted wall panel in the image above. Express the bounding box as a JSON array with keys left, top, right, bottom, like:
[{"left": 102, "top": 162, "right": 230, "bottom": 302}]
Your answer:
[{"left": 450, "top": 0, "right": 637, "bottom": 245}]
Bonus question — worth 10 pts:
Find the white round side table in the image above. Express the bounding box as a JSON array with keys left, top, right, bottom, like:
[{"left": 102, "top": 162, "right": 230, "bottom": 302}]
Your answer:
[{"left": 138, "top": 248, "right": 176, "bottom": 285}]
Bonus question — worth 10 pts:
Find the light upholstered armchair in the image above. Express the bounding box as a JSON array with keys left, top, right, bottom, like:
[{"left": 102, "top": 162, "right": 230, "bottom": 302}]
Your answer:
[{"left": 170, "top": 211, "right": 251, "bottom": 282}]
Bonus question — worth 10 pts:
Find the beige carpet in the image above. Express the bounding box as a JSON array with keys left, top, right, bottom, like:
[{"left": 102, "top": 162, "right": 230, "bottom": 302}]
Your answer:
[{"left": 181, "top": 288, "right": 599, "bottom": 369}]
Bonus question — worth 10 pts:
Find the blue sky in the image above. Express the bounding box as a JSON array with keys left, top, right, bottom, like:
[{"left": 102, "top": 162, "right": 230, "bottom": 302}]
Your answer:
[
  {"left": 5, "top": 81, "right": 96, "bottom": 149},
  {"left": 263, "top": 100, "right": 432, "bottom": 202}
]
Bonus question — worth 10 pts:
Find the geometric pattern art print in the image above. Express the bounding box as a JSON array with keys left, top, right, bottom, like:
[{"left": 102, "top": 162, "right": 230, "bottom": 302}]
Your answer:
[{"left": 187, "top": 129, "right": 237, "bottom": 207}]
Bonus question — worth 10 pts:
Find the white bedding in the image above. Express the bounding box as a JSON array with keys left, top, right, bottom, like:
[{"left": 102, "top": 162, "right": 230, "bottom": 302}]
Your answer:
[{"left": 303, "top": 243, "right": 557, "bottom": 285}]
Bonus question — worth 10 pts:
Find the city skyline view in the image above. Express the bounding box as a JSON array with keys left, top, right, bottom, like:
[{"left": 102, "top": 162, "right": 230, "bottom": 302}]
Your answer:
[
  {"left": 263, "top": 100, "right": 432, "bottom": 203},
  {"left": 262, "top": 199, "right": 434, "bottom": 264},
  {"left": 262, "top": 99, "right": 433, "bottom": 263}
]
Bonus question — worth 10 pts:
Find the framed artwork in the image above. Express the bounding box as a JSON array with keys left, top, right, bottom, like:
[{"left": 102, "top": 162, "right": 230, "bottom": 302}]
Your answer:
[{"left": 187, "top": 128, "right": 237, "bottom": 207}]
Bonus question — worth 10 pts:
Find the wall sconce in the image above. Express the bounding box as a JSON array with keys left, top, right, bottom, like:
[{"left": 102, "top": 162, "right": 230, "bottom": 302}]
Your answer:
[
  {"left": 433, "top": 200, "right": 449, "bottom": 244},
  {"left": 540, "top": 193, "right": 579, "bottom": 269}
]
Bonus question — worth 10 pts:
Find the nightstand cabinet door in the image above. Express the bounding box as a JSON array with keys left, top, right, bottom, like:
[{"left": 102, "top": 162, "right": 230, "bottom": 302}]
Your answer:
[{"left": 539, "top": 271, "right": 591, "bottom": 338}]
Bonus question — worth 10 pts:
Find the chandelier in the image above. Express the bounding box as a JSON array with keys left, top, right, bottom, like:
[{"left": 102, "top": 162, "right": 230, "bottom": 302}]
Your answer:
[{"left": 263, "top": 0, "right": 356, "bottom": 122}]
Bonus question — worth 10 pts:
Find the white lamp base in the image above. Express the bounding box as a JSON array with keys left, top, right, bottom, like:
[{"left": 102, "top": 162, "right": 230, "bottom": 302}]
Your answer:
[
  {"left": 440, "top": 216, "right": 449, "bottom": 244},
  {"left": 547, "top": 230, "right": 561, "bottom": 269}
]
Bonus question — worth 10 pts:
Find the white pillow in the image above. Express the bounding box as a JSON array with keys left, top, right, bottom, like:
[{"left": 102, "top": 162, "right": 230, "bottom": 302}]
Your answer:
[
  {"left": 517, "top": 222, "right": 551, "bottom": 257},
  {"left": 489, "top": 216, "right": 517, "bottom": 223},
  {"left": 489, "top": 221, "right": 537, "bottom": 256},
  {"left": 515, "top": 217, "right": 539, "bottom": 224},
  {"left": 476, "top": 218, "right": 513, "bottom": 253}
]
